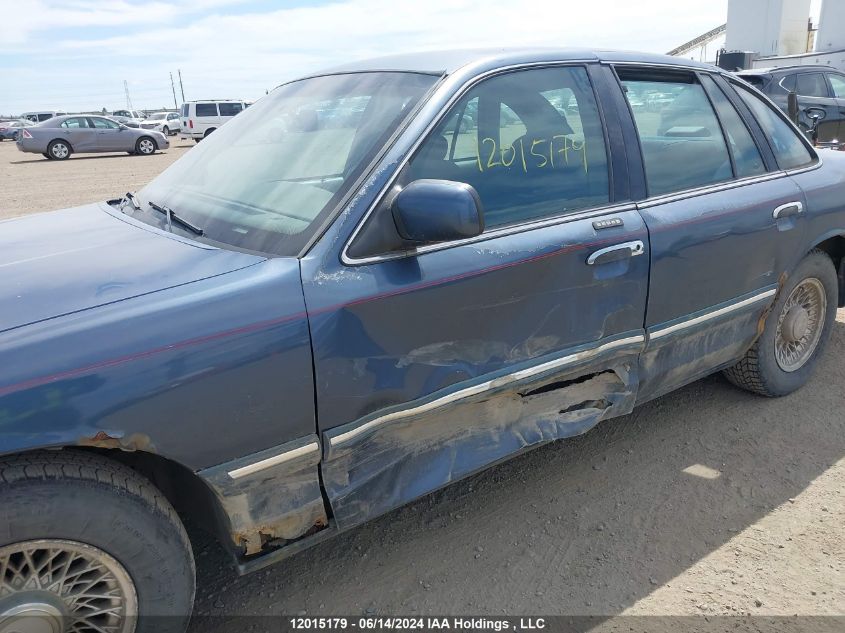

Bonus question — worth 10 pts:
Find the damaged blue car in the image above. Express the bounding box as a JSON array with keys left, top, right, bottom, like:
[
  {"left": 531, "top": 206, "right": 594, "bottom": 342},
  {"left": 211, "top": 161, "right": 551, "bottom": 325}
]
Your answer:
[{"left": 2, "top": 48, "right": 845, "bottom": 632}]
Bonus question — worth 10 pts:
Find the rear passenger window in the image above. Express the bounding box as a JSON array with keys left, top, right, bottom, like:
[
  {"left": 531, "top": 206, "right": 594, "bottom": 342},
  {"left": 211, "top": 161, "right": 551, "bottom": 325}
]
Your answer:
[
  {"left": 218, "top": 103, "right": 244, "bottom": 117},
  {"left": 61, "top": 118, "right": 89, "bottom": 129},
  {"left": 196, "top": 103, "right": 218, "bottom": 117},
  {"left": 620, "top": 70, "right": 732, "bottom": 196},
  {"left": 699, "top": 75, "right": 766, "bottom": 178},
  {"left": 407, "top": 66, "right": 610, "bottom": 228},
  {"left": 733, "top": 83, "right": 814, "bottom": 170},
  {"left": 796, "top": 73, "right": 829, "bottom": 98}
]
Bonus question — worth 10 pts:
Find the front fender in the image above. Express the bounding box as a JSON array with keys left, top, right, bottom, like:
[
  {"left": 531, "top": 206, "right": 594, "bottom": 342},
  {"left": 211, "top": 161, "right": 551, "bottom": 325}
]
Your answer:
[{"left": 0, "top": 258, "right": 315, "bottom": 471}]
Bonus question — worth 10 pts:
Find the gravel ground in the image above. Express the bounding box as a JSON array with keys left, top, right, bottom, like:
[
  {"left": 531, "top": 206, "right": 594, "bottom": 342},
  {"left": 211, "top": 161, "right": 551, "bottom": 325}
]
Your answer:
[{"left": 0, "top": 138, "right": 841, "bottom": 628}]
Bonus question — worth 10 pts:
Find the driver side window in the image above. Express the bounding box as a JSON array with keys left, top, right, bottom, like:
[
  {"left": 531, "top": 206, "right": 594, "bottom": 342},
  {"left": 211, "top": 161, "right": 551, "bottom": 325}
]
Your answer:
[{"left": 407, "top": 66, "right": 610, "bottom": 228}]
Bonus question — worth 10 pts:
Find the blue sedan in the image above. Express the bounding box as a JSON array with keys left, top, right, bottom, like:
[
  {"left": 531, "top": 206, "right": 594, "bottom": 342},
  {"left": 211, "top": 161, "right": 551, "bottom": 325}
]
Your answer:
[{"left": 1, "top": 49, "right": 844, "bottom": 630}]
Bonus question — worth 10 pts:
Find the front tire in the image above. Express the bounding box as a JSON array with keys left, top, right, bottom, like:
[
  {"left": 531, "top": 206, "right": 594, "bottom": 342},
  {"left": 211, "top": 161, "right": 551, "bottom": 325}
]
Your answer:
[
  {"left": 47, "top": 140, "right": 71, "bottom": 160},
  {"left": 136, "top": 137, "right": 157, "bottom": 155},
  {"left": 162, "top": 126, "right": 169, "bottom": 136},
  {"left": 0, "top": 450, "right": 195, "bottom": 633},
  {"left": 723, "top": 250, "right": 837, "bottom": 396}
]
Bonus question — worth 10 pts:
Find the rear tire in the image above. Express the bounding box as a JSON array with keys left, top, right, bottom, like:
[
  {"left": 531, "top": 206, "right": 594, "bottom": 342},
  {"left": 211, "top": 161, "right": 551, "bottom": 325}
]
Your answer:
[
  {"left": 136, "top": 136, "right": 157, "bottom": 155},
  {"left": 723, "top": 250, "right": 837, "bottom": 396},
  {"left": 0, "top": 450, "right": 195, "bottom": 632},
  {"left": 47, "top": 139, "right": 71, "bottom": 160},
  {"left": 203, "top": 128, "right": 216, "bottom": 138}
]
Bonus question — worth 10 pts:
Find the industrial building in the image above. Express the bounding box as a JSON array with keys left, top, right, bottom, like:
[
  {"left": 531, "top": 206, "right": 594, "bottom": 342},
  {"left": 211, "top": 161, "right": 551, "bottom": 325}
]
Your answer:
[{"left": 670, "top": 0, "right": 845, "bottom": 72}]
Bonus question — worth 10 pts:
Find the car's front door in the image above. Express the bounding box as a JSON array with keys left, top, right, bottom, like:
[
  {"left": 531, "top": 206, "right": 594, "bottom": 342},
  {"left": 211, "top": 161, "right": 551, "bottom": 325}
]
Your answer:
[
  {"left": 614, "top": 66, "right": 810, "bottom": 402},
  {"left": 794, "top": 71, "right": 841, "bottom": 144},
  {"left": 824, "top": 72, "right": 845, "bottom": 142},
  {"left": 302, "top": 64, "right": 650, "bottom": 529},
  {"left": 89, "top": 116, "right": 124, "bottom": 151}
]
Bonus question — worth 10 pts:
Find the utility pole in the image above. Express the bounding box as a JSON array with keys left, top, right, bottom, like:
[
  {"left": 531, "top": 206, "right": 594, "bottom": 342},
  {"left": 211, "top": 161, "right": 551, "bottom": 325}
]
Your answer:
[
  {"left": 170, "top": 72, "right": 178, "bottom": 109},
  {"left": 177, "top": 69, "right": 186, "bottom": 102},
  {"left": 123, "top": 80, "right": 134, "bottom": 111}
]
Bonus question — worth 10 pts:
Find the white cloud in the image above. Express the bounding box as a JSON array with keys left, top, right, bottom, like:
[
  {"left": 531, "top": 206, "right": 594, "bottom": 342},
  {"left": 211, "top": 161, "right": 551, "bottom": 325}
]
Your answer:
[{"left": 1, "top": 0, "right": 730, "bottom": 113}]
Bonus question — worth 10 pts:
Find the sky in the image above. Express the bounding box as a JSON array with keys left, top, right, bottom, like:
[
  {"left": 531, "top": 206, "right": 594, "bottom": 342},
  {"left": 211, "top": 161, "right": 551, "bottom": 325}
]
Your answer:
[{"left": 0, "top": 0, "right": 821, "bottom": 115}]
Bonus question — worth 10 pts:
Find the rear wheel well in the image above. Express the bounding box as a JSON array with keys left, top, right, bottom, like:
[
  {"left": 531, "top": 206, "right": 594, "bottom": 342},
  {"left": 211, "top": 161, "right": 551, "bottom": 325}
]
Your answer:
[
  {"left": 49, "top": 138, "right": 72, "bottom": 151},
  {"left": 812, "top": 236, "right": 845, "bottom": 306}
]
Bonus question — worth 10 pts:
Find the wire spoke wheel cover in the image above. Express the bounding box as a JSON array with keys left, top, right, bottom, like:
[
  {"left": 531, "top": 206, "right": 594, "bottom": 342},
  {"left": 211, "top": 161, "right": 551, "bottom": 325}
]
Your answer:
[
  {"left": 0, "top": 539, "right": 137, "bottom": 633},
  {"left": 774, "top": 277, "right": 826, "bottom": 372}
]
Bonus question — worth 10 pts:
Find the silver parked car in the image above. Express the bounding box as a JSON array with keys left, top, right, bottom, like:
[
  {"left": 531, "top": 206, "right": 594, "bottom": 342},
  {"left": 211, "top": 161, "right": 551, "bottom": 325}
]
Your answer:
[{"left": 16, "top": 115, "right": 169, "bottom": 160}]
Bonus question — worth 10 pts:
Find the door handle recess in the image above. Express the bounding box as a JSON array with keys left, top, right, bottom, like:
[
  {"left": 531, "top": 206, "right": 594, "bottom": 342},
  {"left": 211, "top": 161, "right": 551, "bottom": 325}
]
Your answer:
[
  {"left": 773, "top": 201, "right": 803, "bottom": 219},
  {"left": 587, "top": 240, "right": 645, "bottom": 266}
]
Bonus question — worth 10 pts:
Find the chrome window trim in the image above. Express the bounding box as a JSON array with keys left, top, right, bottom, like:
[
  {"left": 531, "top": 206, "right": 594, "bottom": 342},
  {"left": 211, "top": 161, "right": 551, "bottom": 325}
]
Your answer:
[
  {"left": 327, "top": 333, "right": 645, "bottom": 449},
  {"left": 636, "top": 172, "right": 784, "bottom": 209},
  {"left": 340, "top": 59, "right": 608, "bottom": 267},
  {"left": 648, "top": 288, "right": 777, "bottom": 341},
  {"left": 227, "top": 441, "right": 320, "bottom": 479},
  {"left": 343, "top": 201, "right": 637, "bottom": 265}
]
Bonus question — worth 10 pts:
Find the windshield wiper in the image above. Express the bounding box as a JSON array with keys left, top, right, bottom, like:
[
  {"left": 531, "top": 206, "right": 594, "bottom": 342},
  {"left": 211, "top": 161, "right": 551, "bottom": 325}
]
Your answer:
[
  {"left": 120, "top": 191, "right": 141, "bottom": 211},
  {"left": 147, "top": 200, "right": 204, "bottom": 236}
]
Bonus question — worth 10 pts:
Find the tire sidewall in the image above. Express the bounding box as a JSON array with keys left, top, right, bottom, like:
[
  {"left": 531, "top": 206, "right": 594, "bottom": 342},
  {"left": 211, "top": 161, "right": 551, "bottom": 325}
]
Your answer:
[
  {"left": 0, "top": 475, "right": 194, "bottom": 631},
  {"left": 48, "top": 140, "right": 70, "bottom": 160},
  {"left": 754, "top": 252, "right": 838, "bottom": 395},
  {"left": 136, "top": 137, "right": 156, "bottom": 155}
]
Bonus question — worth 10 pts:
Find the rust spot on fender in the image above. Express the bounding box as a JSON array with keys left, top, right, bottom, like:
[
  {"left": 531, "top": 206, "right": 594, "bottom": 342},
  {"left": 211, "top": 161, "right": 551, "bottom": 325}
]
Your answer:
[{"left": 77, "top": 431, "right": 155, "bottom": 452}]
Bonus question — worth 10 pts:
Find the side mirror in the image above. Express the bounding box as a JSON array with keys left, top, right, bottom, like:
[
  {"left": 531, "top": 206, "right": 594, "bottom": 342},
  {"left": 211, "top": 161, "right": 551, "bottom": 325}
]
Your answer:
[
  {"left": 787, "top": 91, "right": 799, "bottom": 124},
  {"left": 118, "top": 124, "right": 127, "bottom": 130},
  {"left": 392, "top": 179, "right": 484, "bottom": 245}
]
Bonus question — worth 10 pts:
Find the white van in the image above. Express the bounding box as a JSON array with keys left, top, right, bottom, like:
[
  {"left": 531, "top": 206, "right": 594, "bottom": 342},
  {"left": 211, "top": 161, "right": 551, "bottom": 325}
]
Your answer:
[
  {"left": 21, "top": 111, "right": 68, "bottom": 123},
  {"left": 179, "top": 100, "right": 246, "bottom": 141}
]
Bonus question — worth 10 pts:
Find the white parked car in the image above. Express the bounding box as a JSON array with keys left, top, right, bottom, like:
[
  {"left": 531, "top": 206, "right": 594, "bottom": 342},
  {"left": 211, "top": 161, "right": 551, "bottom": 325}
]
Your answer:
[
  {"left": 179, "top": 100, "right": 246, "bottom": 141},
  {"left": 140, "top": 111, "right": 181, "bottom": 136},
  {"left": 21, "top": 111, "right": 68, "bottom": 123}
]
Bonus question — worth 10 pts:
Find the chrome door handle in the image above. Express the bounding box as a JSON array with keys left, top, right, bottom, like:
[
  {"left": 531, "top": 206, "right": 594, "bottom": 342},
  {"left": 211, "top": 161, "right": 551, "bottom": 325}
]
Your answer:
[
  {"left": 773, "top": 201, "right": 803, "bottom": 219},
  {"left": 587, "top": 240, "right": 645, "bottom": 266}
]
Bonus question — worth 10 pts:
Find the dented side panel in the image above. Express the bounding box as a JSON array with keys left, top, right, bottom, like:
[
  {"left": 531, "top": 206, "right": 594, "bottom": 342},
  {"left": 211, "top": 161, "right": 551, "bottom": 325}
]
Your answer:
[{"left": 322, "top": 348, "right": 640, "bottom": 528}]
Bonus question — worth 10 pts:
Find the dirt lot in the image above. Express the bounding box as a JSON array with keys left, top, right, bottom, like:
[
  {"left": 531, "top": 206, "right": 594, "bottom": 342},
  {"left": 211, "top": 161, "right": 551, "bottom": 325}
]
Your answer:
[{"left": 0, "top": 139, "right": 841, "bottom": 628}]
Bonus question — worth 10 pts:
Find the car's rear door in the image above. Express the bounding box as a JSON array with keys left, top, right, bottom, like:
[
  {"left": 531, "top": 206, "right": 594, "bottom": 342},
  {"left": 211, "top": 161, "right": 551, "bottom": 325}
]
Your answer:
[
  {"left": 301, "top": 63, "right": 650, "bottom": 530},
  {"left": 59, "top": 117, "right": 96, "bottom": 152},
  {"left": 612, "top": 65, "right": 810, "bottom": 402}
]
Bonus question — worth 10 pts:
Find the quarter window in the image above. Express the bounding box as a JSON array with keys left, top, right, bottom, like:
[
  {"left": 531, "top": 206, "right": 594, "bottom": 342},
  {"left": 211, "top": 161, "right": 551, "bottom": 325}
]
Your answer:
[
  {"left": 218, "top": 103, "right": 244, "bottom": 116},
  {"left": 699, "top": 75, "right": 766, "bottom": 178},
  {"left": 407, "top": 66, "right": 610, "bottom": 228},
  {"left": 620, "top": 70, "right": 732, "bottom": 196},
  {"left": 828, "top": 74, "right": 845, "bottom": 98},
  {"left": 733, "top": 82, "right": 814, "bottom": 170},
  {"left": 796, "top": 73, "right": 829, "bottom": 98},
  {"left": 195, "top": 103, "right": 218, "bottom": 117}
]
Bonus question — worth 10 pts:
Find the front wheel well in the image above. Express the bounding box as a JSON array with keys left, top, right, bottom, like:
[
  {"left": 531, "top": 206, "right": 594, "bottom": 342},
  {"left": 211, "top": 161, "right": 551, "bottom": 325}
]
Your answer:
[
  {"left": 6, "top": 447, "right": 237, "bottom": 561},
  {"left": 811, "top": 236, "right": 845, "bottom": 306}
]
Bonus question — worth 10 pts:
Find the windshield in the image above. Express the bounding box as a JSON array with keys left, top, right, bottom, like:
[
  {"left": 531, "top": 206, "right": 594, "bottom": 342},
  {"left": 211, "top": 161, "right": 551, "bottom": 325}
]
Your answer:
[
  {"left": 149, "top": 113, "right": 167, "bottom": 120},
  {"left": 137, "top": 72, "right": 438, "bottom": 255}
]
